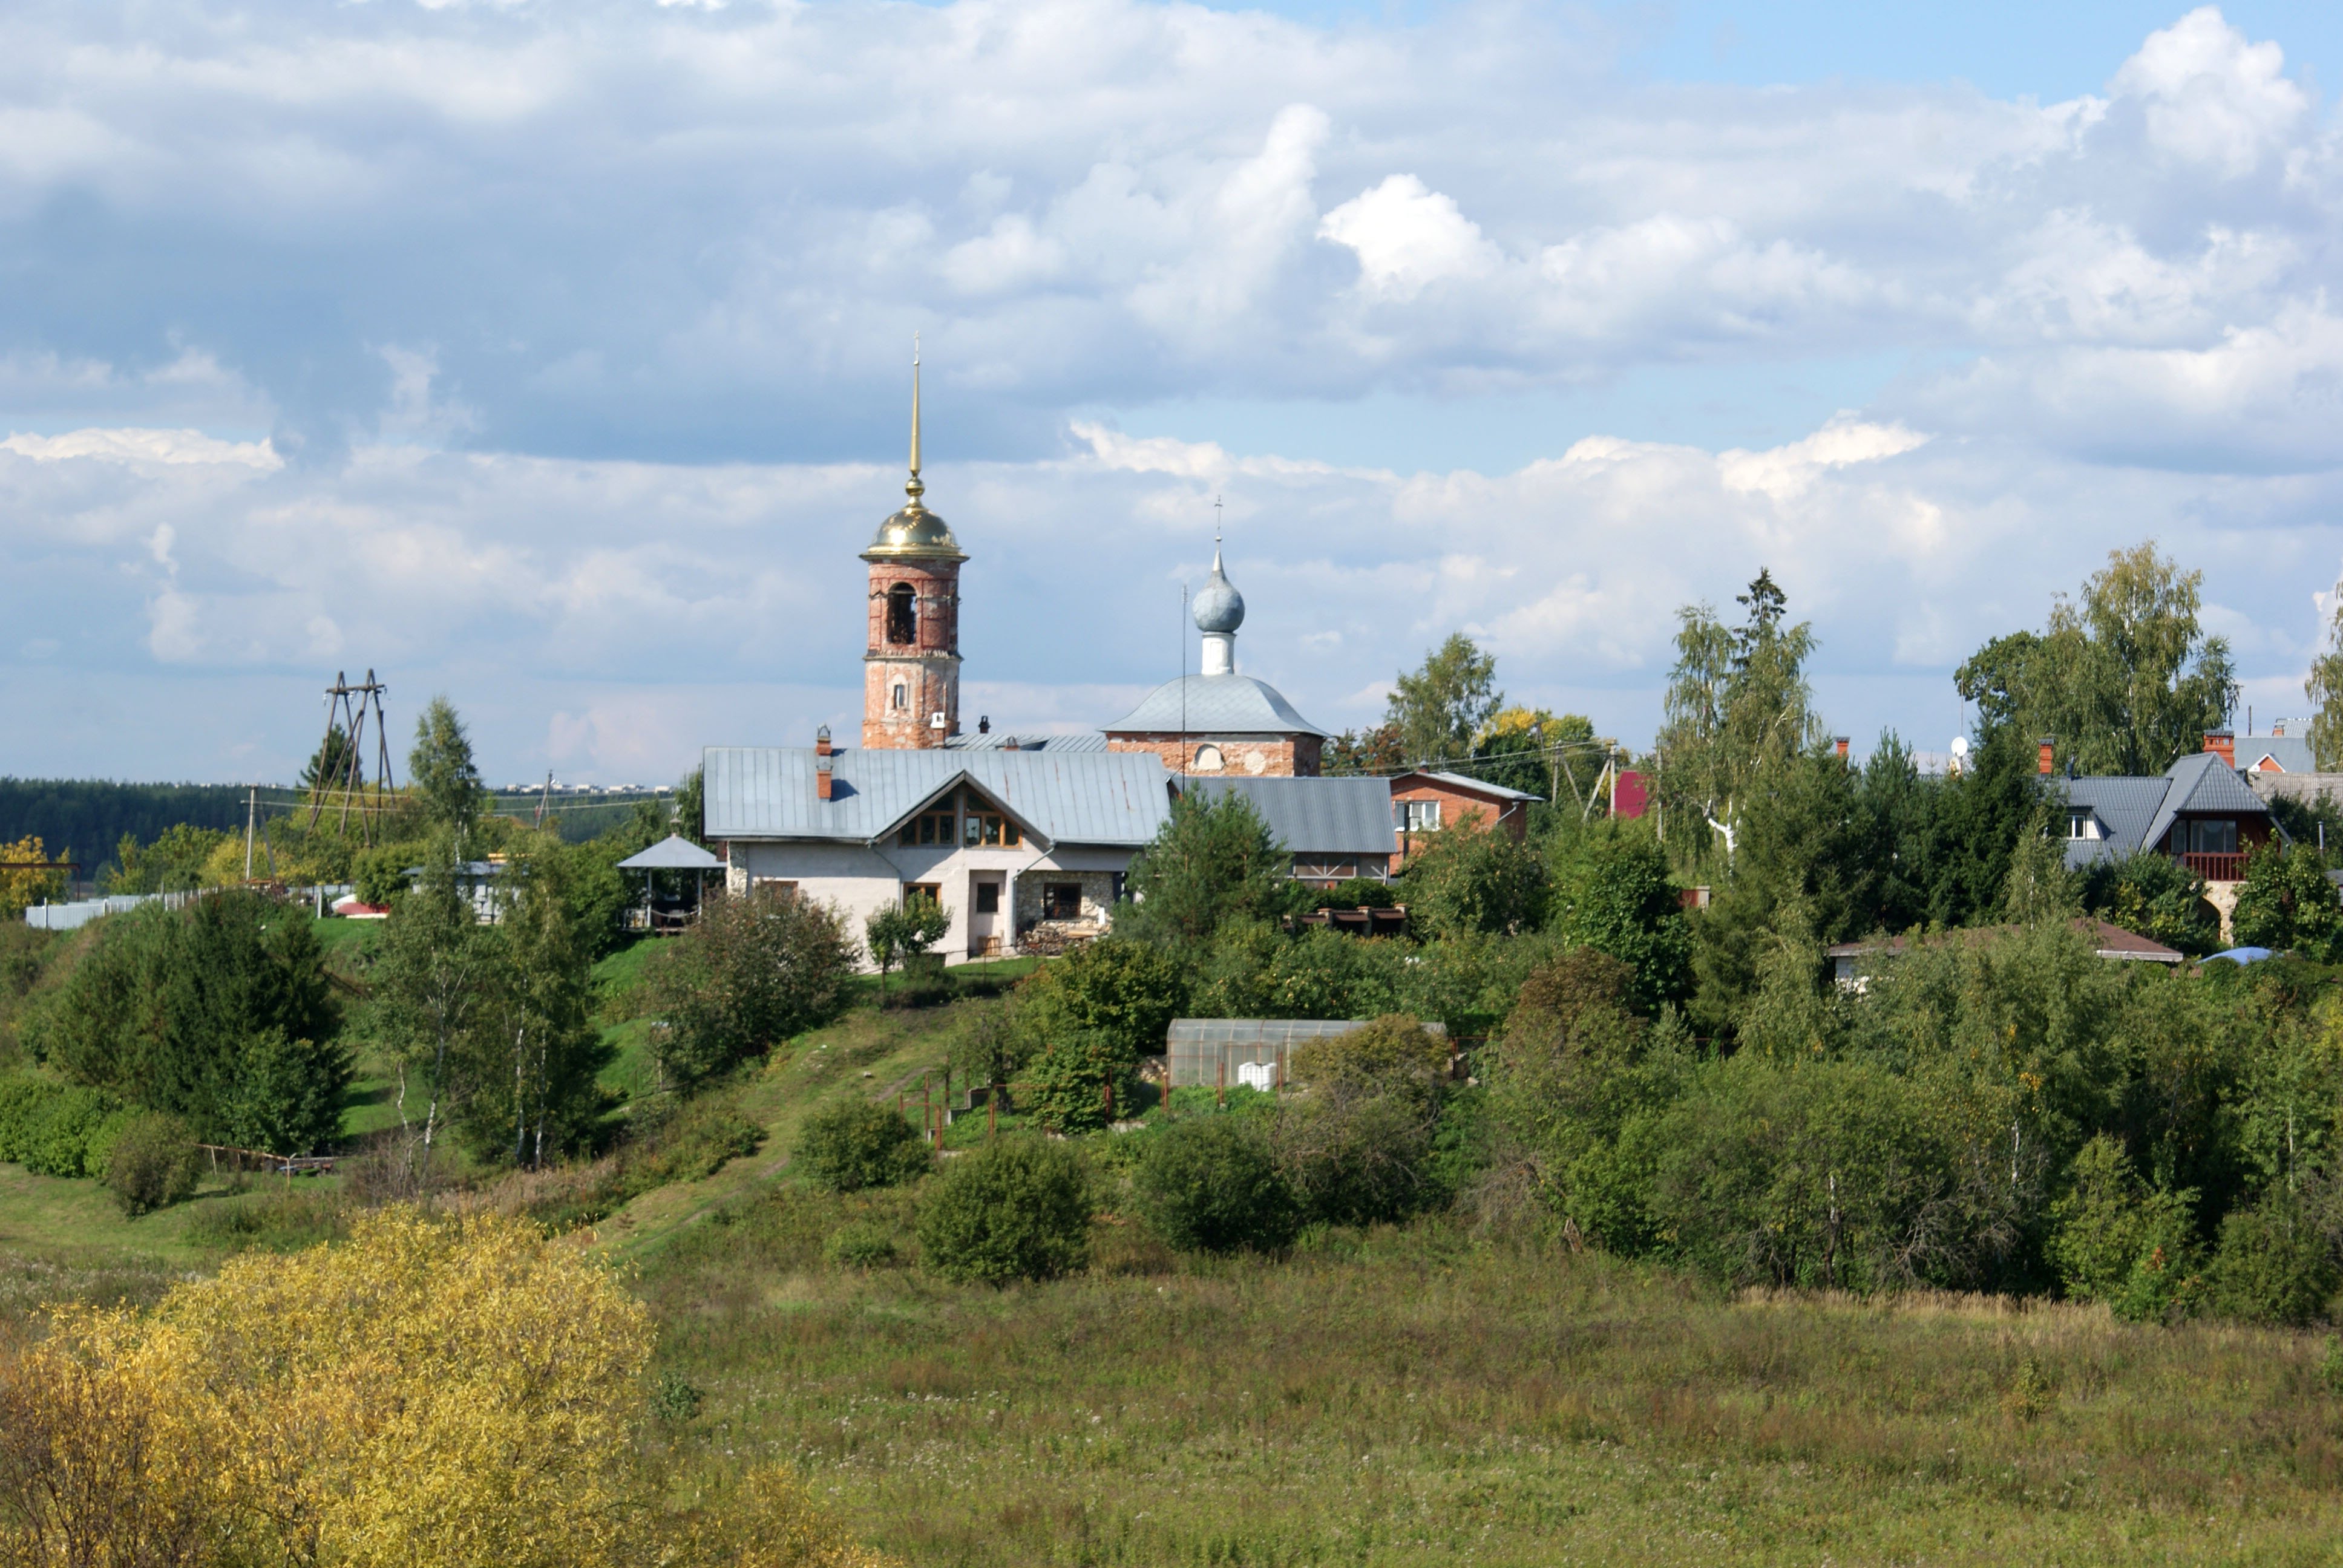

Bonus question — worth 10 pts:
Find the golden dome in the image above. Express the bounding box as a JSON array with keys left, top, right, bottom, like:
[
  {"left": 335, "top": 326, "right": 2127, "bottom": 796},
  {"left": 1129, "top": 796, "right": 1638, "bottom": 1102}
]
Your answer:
[{"left": 861, "top": 341, "right": 967, "bottom": 563}]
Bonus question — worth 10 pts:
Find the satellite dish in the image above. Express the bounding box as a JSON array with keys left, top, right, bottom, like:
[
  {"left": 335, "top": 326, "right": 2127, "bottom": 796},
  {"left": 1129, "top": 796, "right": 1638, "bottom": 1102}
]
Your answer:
[{"left": 1950, "top": 736, "right": 1970, "bottom": 758}]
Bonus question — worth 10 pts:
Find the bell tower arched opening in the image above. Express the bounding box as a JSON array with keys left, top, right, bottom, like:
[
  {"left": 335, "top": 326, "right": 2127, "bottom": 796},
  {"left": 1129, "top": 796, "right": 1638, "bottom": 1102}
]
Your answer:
[{"left": 886, "top": 583, "right": 917, "bottom": 645}]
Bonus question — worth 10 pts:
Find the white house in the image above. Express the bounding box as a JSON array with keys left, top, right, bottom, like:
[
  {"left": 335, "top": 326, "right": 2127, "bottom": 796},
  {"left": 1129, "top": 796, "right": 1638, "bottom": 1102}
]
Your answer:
[{"left": 705, "top": 735, "right": 1171, "bottom": 965}]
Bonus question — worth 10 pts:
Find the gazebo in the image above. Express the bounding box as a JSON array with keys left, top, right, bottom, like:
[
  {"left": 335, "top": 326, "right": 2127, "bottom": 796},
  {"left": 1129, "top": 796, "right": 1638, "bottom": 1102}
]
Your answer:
[{"left": 616, "top": 834, "right": 725, "bottom": 932}]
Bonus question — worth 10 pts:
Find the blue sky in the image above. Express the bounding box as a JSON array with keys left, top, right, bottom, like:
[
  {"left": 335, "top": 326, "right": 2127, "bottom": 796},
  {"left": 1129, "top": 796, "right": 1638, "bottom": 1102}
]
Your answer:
[{"left": 1, "top": 0, "right": 2338, "bottom": 786}]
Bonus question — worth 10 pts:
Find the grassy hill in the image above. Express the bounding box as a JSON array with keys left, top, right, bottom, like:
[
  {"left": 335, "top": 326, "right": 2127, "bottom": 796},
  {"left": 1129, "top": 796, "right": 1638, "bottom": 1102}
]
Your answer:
[{"left": 7, "top": 934, "right": 2343, "bottom": 1565}]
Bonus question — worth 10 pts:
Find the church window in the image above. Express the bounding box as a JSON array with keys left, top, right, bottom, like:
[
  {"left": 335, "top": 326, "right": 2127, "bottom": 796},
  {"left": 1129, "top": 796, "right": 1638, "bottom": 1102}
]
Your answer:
[
  {"left": 886, "top": 583, "right": 917, "bottom": 644},
  {"left": 891, "top": 682, "right": 907, "bottom": 711},
  {"left": 1192, "top": 743, "right": 1224, "bottom": 771}
]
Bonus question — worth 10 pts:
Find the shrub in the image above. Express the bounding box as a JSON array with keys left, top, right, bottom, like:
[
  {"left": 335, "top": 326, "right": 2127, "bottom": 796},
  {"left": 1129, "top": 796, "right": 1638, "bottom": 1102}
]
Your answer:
[
  {"left": 1021, "top": 1030, "right": 1138, "bottom": 1135},
  {"left": 2046, "top": 1135, "right": 2204, "bottom": 1321},
  {"left": 1316, "top": 877, "right": 1397, "bottom": 910},
  {"left": 1133, "top": 1114, "right": 1298, "bottom": 1253},
  {"left": 917, "top": 1135, "right": 1092, "bottom": 1285},
  {"left": 822, "top": 1223, "right": 900, "bottom": 1269},
  {"left": 1014, "top": 938, "right": 1187, "bottom": 1059},
  {"left": 1276, "top": 1016, "right": 1455, "bottom": 1227},
  {"left": 650, "top": 887, "right": 856, "bottom": 1091},
  {"left": 103, "top": 1112, "right": 203, "bottom": 1217},
  {"left": 795, "top": 1100, "right": 928, "bottom": 1192},
  {"left": 1400, "top": 820, "right": 1550, "bottom": 938},
  {"left": 2206, "top": 1194, "right": 2337, "bottom": 1325},
  {"left": 0, "top": 1074, "right": 129, "bottom": 1178}
]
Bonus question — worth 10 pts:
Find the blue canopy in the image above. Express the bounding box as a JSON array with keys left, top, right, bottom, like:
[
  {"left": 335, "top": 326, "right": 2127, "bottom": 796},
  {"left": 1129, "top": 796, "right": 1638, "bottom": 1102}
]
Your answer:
[{"left": 2205, "top": 947, "right": 2276, "bottom": 965}]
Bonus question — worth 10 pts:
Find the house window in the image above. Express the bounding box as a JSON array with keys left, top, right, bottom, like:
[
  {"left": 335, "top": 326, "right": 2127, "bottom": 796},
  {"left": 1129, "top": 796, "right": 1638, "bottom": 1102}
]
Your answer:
[
  {"left": 752, "top": 878, "right": 798, "bottom": 901},
  {"left": 898, "top": 806, "right": 957, "bottom": 846},
  {"left": 2067, "top": 811, "right": 2099, "bottom": 841},
  {"left": 959, "top": 795, "right": 1021, "bottom": 848},
  {"left": 974, "top": 881, "right": 1000, "bottom": 914},
  {"left": 891, "top": 682, "right": 908, "bottom": 711},
  {"left": 1041, "top": 882, "right": 1083, "bottom": 920},
  {"left": 903, "top": 881, "right": 942, "bottom": 909},
  {"left": 886, "top": 583, "right": 917, "bottom": 645},
  {"left": 1394, "top": 800, "right": 1441, "bottom": 832},
  {"left": 1193, "top": 743, "right": 1225, "bottom": 772},
  {"left": 2172, "top": 819, "right": 2238, "bottom": 855}
]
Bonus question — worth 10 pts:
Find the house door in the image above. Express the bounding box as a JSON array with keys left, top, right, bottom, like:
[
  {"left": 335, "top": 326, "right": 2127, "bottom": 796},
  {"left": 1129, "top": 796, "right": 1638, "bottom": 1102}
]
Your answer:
[{"left": 967, "top": 874, "right": 1004, "bottom": 957}]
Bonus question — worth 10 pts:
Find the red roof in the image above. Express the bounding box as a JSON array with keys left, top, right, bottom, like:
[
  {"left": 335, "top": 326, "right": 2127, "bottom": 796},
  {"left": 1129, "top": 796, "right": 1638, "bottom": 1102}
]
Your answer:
[{"left": 1826, "top": 918, "right": 2182, "bottom": 965}]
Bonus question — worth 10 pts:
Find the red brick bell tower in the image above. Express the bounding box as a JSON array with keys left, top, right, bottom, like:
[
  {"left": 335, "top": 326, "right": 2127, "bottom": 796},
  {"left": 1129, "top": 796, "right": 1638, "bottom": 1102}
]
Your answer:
[{"left": 860, "top": 347, "right": 966, "bottom": 750}]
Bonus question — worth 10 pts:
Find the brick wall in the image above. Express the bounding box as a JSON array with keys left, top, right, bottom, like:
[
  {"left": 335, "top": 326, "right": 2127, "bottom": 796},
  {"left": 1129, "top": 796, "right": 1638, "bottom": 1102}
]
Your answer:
[
  {"left": 1104, "top": 733, "right": 1322, "bottom": 777},
  {"left": 863, "top": 558, "right": 962, "bottom": 750},
  {"left": 1388, "top": 775, "right": 1528, "bottom": 867}
]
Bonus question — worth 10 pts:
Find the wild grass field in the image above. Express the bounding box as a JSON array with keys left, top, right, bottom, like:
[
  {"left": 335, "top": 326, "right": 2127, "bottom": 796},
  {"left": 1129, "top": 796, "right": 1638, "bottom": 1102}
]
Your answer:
[{"left": 8, "top": 927, "right": 2343, "bottom": 1567}]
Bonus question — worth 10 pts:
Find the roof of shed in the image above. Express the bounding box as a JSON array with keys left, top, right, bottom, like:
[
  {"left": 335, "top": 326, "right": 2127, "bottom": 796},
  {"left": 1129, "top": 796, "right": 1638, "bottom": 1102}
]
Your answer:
[
  {"left": 1179, "top": 775, "right": 1399, "bottom": 857},
  {"left": 1103, "top": 673, "right": 1332, "bottom": 739},
  {"left": 703, "top": 746, "right": 1172, "bottom": 848}
]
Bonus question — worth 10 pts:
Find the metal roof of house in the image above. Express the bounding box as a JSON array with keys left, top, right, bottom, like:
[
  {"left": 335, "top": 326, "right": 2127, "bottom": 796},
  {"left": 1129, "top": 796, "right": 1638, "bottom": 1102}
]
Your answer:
[
  {"left": 943, "top": 730, "right": 1109, "bottom": 753},
  {"left": 703, "top": 746, "right": 1172, "bottom": 848},
  {"left": 1179, "top": 776, "right": 1399, "bottom": 857},
  {"left": 1392, "top": 769, "right": 1542, "bottom": 803},
  {"left": 2061, "top": 752, "right": 2275, "bottom": 869},
  {"left": 617, "top": 834, "right": 725, "bottom": 871},
  {"left": 1102, "top": 673, "right": 1332, "bottom": 739},
  {"left": 2240, "top": 734, "right": 2316, "bottom": 773}
]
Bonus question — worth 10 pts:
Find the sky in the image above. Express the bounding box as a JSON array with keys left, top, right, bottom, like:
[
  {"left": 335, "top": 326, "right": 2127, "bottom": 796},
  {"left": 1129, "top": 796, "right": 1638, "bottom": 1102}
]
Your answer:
[{"left": 2, "top": 0, "right": 2341, "bottom": 787}]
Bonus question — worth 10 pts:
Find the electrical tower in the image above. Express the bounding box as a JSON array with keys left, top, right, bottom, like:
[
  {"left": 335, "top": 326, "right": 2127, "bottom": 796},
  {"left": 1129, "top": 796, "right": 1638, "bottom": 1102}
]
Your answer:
[{"left": 306, "top": 669, "right": 396, "bottom": 843}]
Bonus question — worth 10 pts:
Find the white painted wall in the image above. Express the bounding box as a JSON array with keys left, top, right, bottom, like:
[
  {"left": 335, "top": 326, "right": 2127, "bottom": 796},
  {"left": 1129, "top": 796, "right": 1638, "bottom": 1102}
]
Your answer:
[{"left": 725, "top": 837, "right": 1136, "bottom": 969}]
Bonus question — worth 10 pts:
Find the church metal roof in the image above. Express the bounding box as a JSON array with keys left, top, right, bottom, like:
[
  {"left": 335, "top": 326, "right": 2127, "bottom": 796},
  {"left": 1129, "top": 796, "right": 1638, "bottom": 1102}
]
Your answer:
[
  {"left": 1179, "top": 776, "right": 1398, "bottom": 857},
  {"left": 1103, "top": 673, "right": 1332, "bottom": 739},
  {"left": 703, "top": 746, "right": 1172, "bottom": 848}
]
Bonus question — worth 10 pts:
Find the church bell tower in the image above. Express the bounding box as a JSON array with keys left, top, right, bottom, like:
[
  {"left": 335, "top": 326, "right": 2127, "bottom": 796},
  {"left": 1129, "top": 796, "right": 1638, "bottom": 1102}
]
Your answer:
[{"left": 860, "top": 344, "right": 966, "bottom": 750}]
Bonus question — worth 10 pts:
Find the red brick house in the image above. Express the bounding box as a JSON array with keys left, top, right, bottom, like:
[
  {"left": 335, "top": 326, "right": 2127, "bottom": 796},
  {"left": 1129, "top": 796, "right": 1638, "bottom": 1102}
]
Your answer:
[{"left": 1386, "top": 771, "right": 1539, "bottom": 869}]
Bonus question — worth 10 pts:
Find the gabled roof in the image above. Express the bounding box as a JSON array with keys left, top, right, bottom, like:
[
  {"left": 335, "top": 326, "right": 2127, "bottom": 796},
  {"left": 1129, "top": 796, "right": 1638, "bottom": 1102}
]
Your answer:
[
  {"left": 703, "top": 746, "right": 1172, "bottom": 847},
  {"left": 1179, "top": 776, "right": 1399, "bottom": 857},
  {"left": 2060, "top": 751, "right": 2275, "bottom": 869},
  {"left": 1390, "top": 769, "right": 1542, "bottom": 803},
  {"left": 2241, "top": 734, "right": 2316, "bottom": 773},
  {"left": 1103, "top": 673, "right": 1332, "bottom": 739}
]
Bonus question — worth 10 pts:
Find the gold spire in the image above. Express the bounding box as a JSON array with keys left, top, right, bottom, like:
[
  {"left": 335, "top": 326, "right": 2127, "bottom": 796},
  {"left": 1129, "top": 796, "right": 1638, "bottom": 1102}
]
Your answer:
[{"left": 905, "top": 332, "right": 924, "bottom": 509}]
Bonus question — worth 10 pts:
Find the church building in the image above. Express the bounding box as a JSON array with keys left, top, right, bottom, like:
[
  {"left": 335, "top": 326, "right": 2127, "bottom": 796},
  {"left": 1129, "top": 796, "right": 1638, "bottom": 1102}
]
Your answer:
[{"left": 701, "top": 363, "right": 1414, "bottom": 967}]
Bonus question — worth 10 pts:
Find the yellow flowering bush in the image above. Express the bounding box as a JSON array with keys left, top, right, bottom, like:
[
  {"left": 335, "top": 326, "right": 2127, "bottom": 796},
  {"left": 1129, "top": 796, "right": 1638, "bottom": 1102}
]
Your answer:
[{"left": 0, "top": 1209, "right": 890, "bottom": 1568}]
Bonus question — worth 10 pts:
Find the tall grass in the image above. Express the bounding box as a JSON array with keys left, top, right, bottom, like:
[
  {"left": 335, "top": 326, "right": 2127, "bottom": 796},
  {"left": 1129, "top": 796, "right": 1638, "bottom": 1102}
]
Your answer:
[{"left": 640, "top": 1192, "right": 2343, "bottom": 1566}]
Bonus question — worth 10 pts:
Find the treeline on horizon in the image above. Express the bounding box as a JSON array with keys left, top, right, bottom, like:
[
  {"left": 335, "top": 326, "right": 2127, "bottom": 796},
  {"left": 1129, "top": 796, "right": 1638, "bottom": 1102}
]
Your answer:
[{"left": 0, "top": 777, "right": 669, "bottom": 885}]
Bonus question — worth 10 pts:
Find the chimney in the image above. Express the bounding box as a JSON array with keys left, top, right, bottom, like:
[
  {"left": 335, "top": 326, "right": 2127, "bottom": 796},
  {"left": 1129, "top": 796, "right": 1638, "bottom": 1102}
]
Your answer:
[
  {"left": 816, "top": 724, "right": 834, "bottom": 801},
  {"left": 2038, "top": 738, "right": 2056, "bottom": 776},
  {"left": 2203, "top": 730, "right": 2235, "bottom": 768},
  {"left": 1833, "top": 736, "right": 1850, "bottom": 760},
  {"left": 978, "top": 715, "right": 990, "bottom": 734},
  {"left": 2273, "top": 719, "right": 2287, "bottom": 737},
  {"left": 815, "top": 724, "right": 833, "bottom": 758}
]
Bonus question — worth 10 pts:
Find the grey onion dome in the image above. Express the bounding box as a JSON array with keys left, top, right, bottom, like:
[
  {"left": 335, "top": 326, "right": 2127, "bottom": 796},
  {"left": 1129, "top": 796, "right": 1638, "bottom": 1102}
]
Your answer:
[{"left": 1192, "top": 546, "right": 1245, "bottom": 634}]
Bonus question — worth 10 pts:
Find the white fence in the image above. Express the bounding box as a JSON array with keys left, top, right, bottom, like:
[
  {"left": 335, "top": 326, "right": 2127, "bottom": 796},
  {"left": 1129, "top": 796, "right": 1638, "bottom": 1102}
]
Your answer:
[{"left": 22, "top": 889, "right": 200, "bottom": 930}]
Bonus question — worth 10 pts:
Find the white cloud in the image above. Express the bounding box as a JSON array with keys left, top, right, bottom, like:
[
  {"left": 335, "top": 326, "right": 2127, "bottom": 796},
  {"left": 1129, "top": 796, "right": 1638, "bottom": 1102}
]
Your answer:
[
  {"left": 1320, "top": 174, "right": 1500, "bottom": 301},
  {"left": 2109, "top": 7, "right": 2306, "bottom": 177},
  {"left": 0, "top": 1, "right": 2336, "bottom": 780},
  {"left": 1, "top": 427, "right": 281, "bottom": 469}
]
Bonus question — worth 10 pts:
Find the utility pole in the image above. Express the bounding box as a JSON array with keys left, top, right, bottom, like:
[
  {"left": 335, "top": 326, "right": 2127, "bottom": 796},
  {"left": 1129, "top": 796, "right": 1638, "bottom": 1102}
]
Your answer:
[
  {"left": 244, "top": 788, "right": 257, "bottom": 881},
  {"left": 535, "top": 771, "right": 553, "bottom": 830}
]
